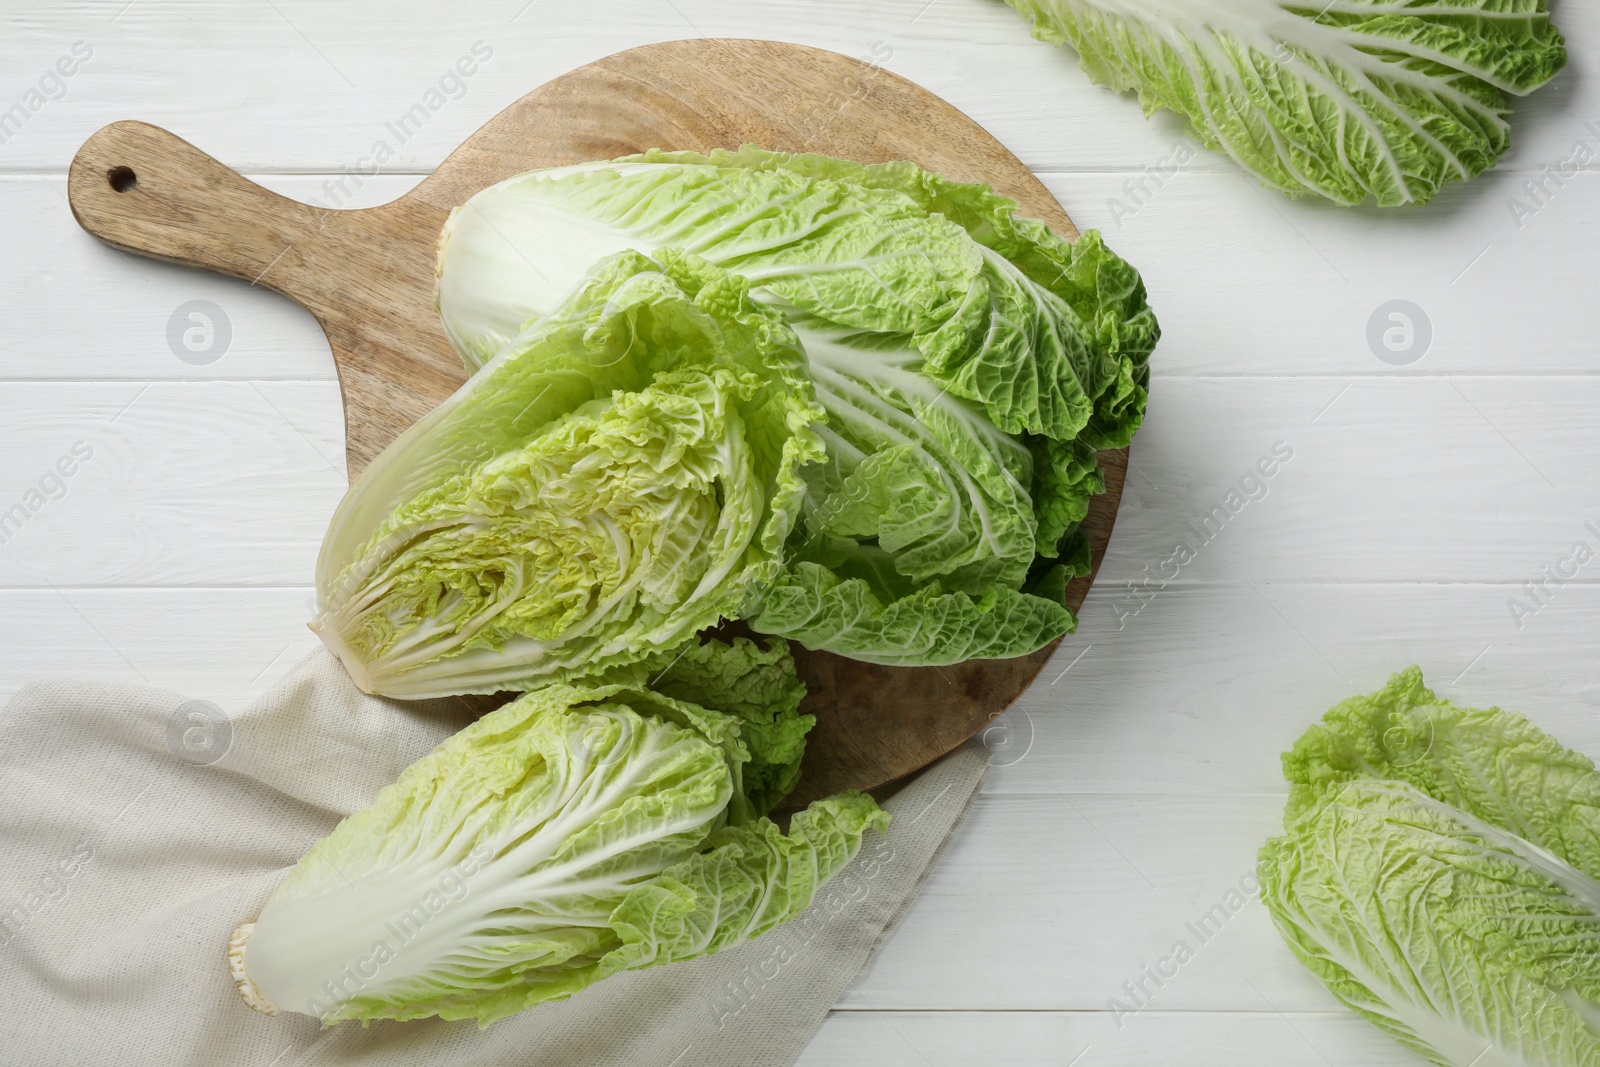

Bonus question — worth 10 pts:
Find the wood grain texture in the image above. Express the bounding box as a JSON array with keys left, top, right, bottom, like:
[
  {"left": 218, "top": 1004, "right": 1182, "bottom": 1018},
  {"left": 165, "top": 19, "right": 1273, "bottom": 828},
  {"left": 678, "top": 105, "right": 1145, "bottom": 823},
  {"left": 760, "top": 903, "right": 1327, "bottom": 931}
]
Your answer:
[
  {"left": 67, "top": 122, "right": 461, "bottom": 473},
  {"left": 63, "top": 38, "right": 1127, "bottom": 806}
]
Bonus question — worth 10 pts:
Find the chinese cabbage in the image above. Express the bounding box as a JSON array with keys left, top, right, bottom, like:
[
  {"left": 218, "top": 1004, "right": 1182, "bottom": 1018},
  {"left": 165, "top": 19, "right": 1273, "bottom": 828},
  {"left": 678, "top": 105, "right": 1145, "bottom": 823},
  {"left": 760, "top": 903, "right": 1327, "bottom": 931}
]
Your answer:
[
  {"left": 1262, "top": 670, "right": 1600, "bottom": 1066},
  {"left": 1004, "top": 0, "right": 1566, "bottom": 206},
  {"left": 229, "top": 638, "right": 888, "bottom": 1027},
  {"left": 311, "top": 250, "right": 823, "bottom": 698}
]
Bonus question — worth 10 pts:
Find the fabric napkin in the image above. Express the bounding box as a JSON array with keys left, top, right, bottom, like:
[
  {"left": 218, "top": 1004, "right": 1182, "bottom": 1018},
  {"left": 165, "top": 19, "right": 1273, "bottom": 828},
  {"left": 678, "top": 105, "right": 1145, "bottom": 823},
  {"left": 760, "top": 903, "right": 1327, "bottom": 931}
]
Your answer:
[{"left": 0, "top": 647, "right": 986, "bottom": 1066}]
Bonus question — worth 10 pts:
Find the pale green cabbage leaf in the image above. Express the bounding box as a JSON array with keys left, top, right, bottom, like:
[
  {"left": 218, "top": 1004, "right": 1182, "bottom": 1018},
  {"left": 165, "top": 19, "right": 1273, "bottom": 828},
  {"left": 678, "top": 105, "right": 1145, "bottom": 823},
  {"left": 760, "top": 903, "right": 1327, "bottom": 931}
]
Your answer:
[
  {"left": 1003, "top": 0, "right": 1566, "bottom": 206},
  {"left": 1261, "top": 669, "right": 1600, "bottom": 1066},
  {"left": 311, "top": 249, "right": 824, "bottom": 698},
  {"left": 436, "top": 146, "right": 1156, "bottom": 444},
  {"left": 230, "top": 637, "right": 888, "bottom": 1027},
  {"left": 1281, "top": 666, "right": 1600, "bottom": 866}
]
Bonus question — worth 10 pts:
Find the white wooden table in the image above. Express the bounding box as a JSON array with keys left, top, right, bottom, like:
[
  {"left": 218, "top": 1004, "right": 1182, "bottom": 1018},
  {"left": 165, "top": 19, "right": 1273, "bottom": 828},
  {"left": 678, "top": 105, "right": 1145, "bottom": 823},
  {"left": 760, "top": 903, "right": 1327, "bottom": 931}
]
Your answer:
[{"left": 3, "top": 2, "right": 1597, "bottom": 1063}]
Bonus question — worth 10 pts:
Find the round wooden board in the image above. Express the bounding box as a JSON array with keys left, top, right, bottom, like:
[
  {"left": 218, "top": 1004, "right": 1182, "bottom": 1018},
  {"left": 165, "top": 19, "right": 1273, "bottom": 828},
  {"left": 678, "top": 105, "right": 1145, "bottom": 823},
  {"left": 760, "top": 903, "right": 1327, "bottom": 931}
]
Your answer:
[{"left": 66, "top": 38, "right": 1127, "bottom": 808}]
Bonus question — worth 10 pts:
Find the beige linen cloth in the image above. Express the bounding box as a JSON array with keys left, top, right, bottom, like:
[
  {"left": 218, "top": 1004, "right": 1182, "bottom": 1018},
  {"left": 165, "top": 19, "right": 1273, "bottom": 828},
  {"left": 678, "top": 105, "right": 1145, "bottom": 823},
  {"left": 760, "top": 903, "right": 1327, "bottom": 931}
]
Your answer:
[{"left": 0, "top": 647, "right": 986, "bottom": 1066}]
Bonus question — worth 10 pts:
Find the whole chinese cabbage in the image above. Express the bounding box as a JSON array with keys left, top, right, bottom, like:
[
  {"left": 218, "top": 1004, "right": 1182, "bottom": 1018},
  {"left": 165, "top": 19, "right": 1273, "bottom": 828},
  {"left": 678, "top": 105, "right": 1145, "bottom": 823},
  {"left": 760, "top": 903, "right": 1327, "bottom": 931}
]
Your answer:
[
  {"left": 229, "top": 637, "right": 888, "bottom": 1027},
  {"left": 311, "top": 249, "right": 823, "bottom": 697},
  {"left": 434, "top": 147, "right": 1157, "bottom": 665},
  {"left": 1260, "top": 669, "right": 1600, "bottom": 1066},
  {"left": 1004, "top": 0, "right": 1566, "bottom": 206}
]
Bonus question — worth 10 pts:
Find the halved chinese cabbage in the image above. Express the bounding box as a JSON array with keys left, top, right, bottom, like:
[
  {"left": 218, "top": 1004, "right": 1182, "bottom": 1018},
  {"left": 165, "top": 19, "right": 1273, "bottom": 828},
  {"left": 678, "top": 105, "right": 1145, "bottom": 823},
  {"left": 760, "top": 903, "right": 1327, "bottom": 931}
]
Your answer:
[
  {"left": 230, "top": 638, "right": 888, "bottom": 1027},
  {"left": 311, "top": 250, "right": 824, "bottom": 697}
]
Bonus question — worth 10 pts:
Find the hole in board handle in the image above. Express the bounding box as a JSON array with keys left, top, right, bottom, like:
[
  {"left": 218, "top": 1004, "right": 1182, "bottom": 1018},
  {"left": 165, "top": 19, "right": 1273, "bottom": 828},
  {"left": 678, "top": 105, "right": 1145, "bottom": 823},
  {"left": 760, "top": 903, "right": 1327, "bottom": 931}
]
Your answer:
[{"left": 108, "top": 166, "right": 137, "bottom": 193}]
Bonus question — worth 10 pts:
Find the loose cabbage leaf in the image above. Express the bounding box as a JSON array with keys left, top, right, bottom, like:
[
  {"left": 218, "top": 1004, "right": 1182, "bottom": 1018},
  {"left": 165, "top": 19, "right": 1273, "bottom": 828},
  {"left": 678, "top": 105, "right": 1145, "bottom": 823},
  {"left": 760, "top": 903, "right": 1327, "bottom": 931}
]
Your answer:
[
  {"left": 230, "top": 638, "right": 888, "bottom": 1027},
  {"left": 1262, "top": 670, "right": 1600, "bottom": 1066},
  {"left": 311, "top": 250, "right": 824, "bottom": 698},
  {"left": 1262, "top": 780, "right": 1600, "bottom": 1067},
  {"left": 1280, "top": 666, "right": 1600, "bottom": 876},
  {"left": 1004, "top": 0, "right": 1566, "bottom": 206}
]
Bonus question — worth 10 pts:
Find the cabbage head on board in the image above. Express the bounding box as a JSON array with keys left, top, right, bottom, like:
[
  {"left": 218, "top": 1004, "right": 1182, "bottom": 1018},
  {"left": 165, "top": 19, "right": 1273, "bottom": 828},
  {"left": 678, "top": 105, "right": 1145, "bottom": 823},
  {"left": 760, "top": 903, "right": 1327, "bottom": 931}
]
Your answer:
[{"left": 434, "top": 147, "right": 1158, "bottom": 666}]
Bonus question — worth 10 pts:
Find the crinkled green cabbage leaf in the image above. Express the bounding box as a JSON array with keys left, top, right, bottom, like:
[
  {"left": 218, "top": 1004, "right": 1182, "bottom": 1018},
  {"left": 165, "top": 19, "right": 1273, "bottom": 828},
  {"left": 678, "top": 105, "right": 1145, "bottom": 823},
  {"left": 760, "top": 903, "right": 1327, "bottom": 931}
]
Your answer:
[
  {"left": 434, "top": 147, "right": 1157, "bottom": 665},
  {"left": 231, "top": 637, "right": 888, "bottom": 1027},
  {"left": 311, "top": 250, "right": 824, "bottom": 697},
  {"left": 1281, "top": 666, "right": 1600, "bottom": 865},
  {"left": 1261, "top": 669, "right": 1600, "bottom": 1066},
  {"left": 1004, "top": 0, "right": 1566, "bottom": 206},
  {"left": 436, "top": 147, "right": 1156, "bottom": 444}
]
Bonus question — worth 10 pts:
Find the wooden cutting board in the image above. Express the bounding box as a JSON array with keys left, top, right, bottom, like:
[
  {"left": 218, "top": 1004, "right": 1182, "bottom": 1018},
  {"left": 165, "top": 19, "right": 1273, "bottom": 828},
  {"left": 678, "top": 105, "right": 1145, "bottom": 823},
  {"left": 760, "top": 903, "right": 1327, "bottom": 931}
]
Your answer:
[{"left": 66, "top": 38, "right": 1126, "bottom": 807}]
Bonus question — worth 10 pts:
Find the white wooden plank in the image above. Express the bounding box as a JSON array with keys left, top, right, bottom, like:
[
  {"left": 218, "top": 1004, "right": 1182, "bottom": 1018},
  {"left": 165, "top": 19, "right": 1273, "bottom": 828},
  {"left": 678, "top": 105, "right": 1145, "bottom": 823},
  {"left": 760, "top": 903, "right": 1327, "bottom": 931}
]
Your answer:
[
  {"left": 1043, "top": 170, "right": 1600, "bottom": 378},
  {"left": 0, "top": 174, "right": 417, "bottom": 381},
  {"left": 0, "top": 176, "right": 335, "bottom": 381},
  {"left": 0, "top": 380, "right": 344, "bottom": 586},
  {"left": 841, "top": 793, "right": 1347, "bottom": 1011},
  {"left": 799, "top": 1011, "right": 1423, "bottom": 1067},
  {"left": 0, "top": 374, "right": 1591, "bottom": 585},
  {"left": 992, "top": 583, "right": 1600, "bottom": 796},
  {"left": 1098, "top": 375, "right": 1600, "bottom": 584},
  {"left": 0, "top": 587, "right": 318, "bottom": 707},
  {"left": 0, "top": 0, "right": 1592, "bottom": 177},
  {"left": 8, "top": 166, "right": 1595, "bottom": 386}
]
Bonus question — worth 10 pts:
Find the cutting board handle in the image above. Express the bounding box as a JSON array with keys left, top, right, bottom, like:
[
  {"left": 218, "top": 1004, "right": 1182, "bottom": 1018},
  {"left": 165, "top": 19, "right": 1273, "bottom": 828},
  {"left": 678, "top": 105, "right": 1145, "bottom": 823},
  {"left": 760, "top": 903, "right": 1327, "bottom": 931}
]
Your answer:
[{"left": 68, "top": 121, "right": 344, "bottom": 307}]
